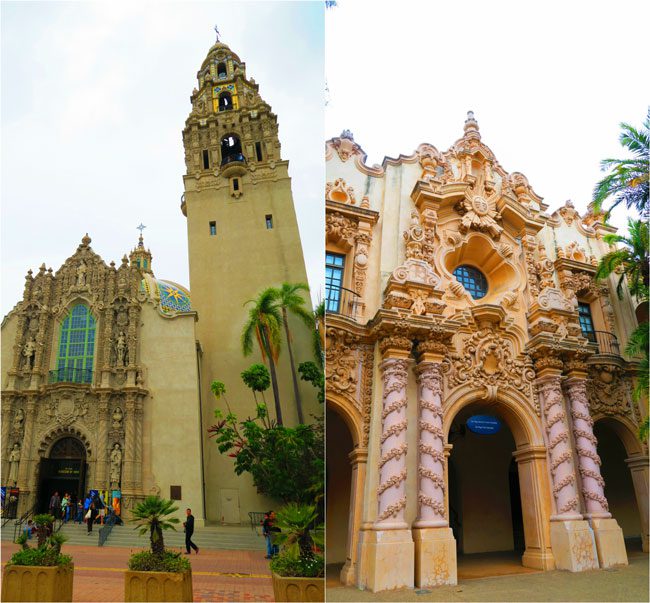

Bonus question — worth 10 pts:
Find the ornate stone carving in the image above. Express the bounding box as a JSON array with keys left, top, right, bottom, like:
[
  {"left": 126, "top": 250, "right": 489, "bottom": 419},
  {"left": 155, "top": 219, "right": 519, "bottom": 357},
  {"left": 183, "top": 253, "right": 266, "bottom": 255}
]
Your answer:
[
  {"left": 325, "top": 327, "right": 359, "bottom": 400},
  {"left": 326, "top": 212, "right": 357, "bottom": 248},
  {"left": 454, "top": 172, "right": 503, "bottom": 239},
  {"left": 586, "top": 366, "right": 633, "bottom": 419},
  {"left": 376, "top": 358, "right": 409, "bottom": 526},
  {"left": 326, "top": 178, "right": 356, "bottom": 205}
]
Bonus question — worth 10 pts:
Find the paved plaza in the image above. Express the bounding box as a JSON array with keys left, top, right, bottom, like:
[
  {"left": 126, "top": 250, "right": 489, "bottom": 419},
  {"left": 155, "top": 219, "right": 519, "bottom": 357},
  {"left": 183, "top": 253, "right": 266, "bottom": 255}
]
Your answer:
[
  {"left": 0, "top": 541, "right": 273, "bottom": 602},
  {"left": 327, "top": 549, "right": 649, "bottom": 602}
]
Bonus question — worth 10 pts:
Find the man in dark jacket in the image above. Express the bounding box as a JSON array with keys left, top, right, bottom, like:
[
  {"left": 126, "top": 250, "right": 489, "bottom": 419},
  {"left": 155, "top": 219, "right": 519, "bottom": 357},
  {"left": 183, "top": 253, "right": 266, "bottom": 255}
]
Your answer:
[
  {"left": 49, "top": 491, "right": 60, "bottom": 519},
  {"left": 183, "top": 508, "right": 199, "bottom": 555}
]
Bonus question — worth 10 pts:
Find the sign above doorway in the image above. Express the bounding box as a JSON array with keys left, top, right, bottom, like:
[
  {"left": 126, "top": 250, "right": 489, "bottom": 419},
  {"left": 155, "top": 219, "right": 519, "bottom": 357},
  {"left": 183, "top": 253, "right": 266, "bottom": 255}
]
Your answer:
[{"left": 466, "top": 415, "right": 502, "bottom": 435}]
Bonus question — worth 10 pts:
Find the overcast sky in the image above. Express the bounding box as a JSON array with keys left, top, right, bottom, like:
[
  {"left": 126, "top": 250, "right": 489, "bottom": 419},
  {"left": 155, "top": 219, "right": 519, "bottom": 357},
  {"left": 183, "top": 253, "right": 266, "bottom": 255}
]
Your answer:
[
  {"left": 1, "top": 1, "right": 324, "bottom": 316},
  {"left": 326, "top": 0, "right": 649, "bottom": 231}
]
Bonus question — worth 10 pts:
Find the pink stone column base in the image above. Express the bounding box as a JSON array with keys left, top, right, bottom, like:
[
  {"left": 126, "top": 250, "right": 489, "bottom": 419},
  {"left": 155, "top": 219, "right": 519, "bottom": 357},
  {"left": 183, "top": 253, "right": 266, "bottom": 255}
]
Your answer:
[
  {"left": 356, "top": 528, "right": 414, "bottom": 592},
  {"left": 549, "top": 520, "right": 599, "bottom": 572},
  {"left": 590, "top": 518, "right": 628, "bottom": 568},
  {"left": 413, "top": 527, "right": 457, "bottom": 587}
]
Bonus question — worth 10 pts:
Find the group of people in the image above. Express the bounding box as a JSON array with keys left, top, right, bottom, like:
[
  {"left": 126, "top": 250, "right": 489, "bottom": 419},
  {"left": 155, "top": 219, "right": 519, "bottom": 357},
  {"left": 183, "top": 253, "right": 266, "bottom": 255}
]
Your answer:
[
  {"left": 262, "top": 510, "right": 280, "bottom": 559},
  {"left": 48, "top": 490, "right": 118, "bottom": 534}
]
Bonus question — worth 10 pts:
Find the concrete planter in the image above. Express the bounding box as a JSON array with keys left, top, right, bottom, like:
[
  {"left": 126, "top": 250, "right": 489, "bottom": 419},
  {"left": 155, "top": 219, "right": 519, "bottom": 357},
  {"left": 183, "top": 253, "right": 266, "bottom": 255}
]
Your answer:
[
  {"left": 272, "top": 572, "right": 325, "bottom": 602},
  {"left": 1, "top": 563, "right": 74, "bottom": 602},
  {"left": 124, "top": 569, "right": 192, "bottom": 602}
]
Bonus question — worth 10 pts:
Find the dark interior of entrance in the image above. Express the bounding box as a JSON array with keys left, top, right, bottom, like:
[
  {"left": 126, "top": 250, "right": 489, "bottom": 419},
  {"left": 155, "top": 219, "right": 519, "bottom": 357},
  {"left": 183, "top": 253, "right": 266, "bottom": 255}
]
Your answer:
[
  {"left": 448, "top": 405, "right": 524, "bottom": 556},
  {"left": 37, "top": 437, "right": 87, "bottom": 513}
]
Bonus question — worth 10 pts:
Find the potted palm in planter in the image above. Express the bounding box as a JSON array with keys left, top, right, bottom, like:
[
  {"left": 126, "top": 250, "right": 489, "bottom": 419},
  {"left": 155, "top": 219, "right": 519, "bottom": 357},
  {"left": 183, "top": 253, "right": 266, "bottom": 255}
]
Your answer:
[
  {"left": 270, "top": 503, "right": 325, "bottom": 602},
  {"left": 2, "top": 514, "right": 73, "bottom": 602},
  {"left": 124, "top": 495, "right": 192, "bottom": 602}
]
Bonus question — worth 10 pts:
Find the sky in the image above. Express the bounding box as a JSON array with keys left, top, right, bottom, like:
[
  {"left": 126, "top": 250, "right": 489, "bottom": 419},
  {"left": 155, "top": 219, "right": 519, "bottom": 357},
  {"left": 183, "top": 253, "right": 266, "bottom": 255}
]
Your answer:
[
  {"left": 1, "top": 1, "right": 324, "bottom": 316},
  {"left": 325, "top": 0, "right": 649, "bottom": 231}
]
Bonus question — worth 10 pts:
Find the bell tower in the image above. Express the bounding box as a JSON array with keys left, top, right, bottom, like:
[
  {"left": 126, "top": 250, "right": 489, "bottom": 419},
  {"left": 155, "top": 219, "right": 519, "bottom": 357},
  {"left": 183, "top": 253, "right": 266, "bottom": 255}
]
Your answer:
[{"left": 181, "top": 34, "right": 316, "bottom": 522}]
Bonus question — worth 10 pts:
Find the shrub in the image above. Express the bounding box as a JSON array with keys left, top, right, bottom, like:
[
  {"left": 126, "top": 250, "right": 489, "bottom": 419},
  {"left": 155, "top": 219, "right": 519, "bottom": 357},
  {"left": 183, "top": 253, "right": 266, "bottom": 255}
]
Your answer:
[
  {"left": 270, "top": 553, "right": 324, "bottom": 578},
  {"left": 6, "top": 547, "right": 72, "bottom": 568},
  {"left": 128, "top": 550, "right": 191, "bottom": 573}
]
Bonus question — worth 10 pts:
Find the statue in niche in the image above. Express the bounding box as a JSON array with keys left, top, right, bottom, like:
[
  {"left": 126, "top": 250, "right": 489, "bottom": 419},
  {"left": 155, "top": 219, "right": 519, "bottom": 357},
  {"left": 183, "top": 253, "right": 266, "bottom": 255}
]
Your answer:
[
  {"left": 76, "top": 261, "right": 88, "bottom": 287},
  {"left": 115, "top": 331, "right": 128, "bottom": 367},
  {"left": 112, "top": 407, "right": 124, "bottom": 430},
  {"left": 12, "top": 408, "right": 24, "bottom": 432},
  {"left": 8, "top": 444, "right": 21, "bottom": 484},
  {"left": 22, "top": 337, "right": 36, "bottom": 370},
  {"left": 110, "top": 443, "right": 122, "bottom": 486}
]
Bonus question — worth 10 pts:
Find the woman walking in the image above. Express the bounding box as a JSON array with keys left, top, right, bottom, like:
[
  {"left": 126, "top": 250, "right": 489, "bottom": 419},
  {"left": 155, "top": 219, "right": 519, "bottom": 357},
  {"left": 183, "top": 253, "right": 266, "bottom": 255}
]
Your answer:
[{"left": 86, "top": 502, "right": 98, "bottom": 534}]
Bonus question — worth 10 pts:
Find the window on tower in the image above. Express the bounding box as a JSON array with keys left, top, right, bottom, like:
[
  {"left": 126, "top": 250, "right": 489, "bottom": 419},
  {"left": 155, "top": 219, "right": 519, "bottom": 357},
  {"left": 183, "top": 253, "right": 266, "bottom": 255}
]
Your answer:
[
  {"left": 219, "top": 91, "right": 232, "bottom": 111},
  {"left": 217, "top": 62, "right": 227, "bottom": 79},
  {"left": 265, "top": 214, "right": 273, "bottom": 229},
  {"left": 220, "top": 135, "right": 245, "bottom": 166},
  {"left": 202, "top": 149, "right": 210, "bottom": 170},
  {"left": 255, "top": 142, "right": 263, "bottom": 162},
  {"left": 209, "top": 221, "right": 217, "bottom": 236}
]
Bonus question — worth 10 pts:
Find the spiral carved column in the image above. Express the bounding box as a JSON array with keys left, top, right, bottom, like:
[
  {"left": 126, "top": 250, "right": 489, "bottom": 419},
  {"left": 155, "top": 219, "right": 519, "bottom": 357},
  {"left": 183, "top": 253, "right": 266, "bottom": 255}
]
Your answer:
[
  {"left": 123, "top": 394, "right": 136, "bottom": 493},
  {"left": 376, "top": 357, "right": 409, "bottom": 527},
  {"left": 95, "top": 394, "right": 110, "bottom": 488}
]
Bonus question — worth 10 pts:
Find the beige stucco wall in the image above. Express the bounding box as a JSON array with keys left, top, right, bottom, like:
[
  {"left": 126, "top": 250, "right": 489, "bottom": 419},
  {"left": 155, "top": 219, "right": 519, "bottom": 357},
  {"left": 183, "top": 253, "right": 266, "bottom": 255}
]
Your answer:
[{"left": 138, "top": 302, "right": 205, "bottom": 526}]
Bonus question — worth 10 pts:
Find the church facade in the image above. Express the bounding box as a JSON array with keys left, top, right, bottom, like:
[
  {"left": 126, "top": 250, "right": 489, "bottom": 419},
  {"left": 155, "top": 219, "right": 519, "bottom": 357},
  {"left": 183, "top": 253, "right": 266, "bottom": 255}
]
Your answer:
[
  {"left": 325, "top": 114, "right": 648, "bottom": 591},
  {"left": 1, "top": 38, "right": 317, "bottom": 526}
]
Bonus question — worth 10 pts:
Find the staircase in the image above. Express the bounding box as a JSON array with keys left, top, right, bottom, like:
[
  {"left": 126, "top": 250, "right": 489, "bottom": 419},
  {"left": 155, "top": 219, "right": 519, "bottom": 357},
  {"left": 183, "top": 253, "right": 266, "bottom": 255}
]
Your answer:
[{"left": 57, "top": 521, "right": 264, "bottom": 550}]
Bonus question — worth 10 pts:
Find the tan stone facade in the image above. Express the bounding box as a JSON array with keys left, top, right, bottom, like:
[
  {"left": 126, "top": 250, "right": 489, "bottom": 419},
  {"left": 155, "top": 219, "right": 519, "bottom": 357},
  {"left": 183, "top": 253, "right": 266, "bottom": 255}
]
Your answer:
[{"left": 325, "top": 115, "right": 648, "bottom": 591}]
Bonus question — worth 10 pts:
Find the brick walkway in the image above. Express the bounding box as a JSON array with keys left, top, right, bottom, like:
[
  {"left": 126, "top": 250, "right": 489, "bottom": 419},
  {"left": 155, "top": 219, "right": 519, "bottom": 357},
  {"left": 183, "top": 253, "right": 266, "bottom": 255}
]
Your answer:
[{"left": 1, "top": 542, "right": 274, "bottom": 602}]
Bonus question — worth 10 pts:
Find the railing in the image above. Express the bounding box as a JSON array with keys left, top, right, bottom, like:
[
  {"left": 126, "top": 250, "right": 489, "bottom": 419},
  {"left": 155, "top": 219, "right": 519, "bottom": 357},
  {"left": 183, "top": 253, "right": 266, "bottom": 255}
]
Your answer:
[
  {"left": 221, "top": 152, "right": 246, "bottom": 167},
  {"left": 325, "top": 286, "right": 362, "bottom": 321},
  {"left": 585, "top": 330, "right": 621, "bottom": 356},
  {"left": 248, "top": 511, "right": 265, "bottom": 536},
  {"left": 11, "top": 503, "right": 37, "bottom": 543},
  {"left": 98, "top": 510, "right": 119, "bottom": 547},
  {"left": 48, "top": 368, "right": 94, "bottom": 384}
]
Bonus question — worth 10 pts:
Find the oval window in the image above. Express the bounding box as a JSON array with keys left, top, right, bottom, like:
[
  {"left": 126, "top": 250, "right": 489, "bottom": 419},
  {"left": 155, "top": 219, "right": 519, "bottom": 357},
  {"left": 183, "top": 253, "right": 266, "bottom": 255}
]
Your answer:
[{"left": 453, "top": 265, "right": 487, "bottom": 300}]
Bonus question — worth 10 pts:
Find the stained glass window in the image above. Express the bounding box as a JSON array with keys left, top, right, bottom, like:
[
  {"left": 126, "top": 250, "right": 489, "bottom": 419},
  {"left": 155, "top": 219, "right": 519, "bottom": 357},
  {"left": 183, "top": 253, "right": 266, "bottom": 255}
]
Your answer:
[
  {"left": 56, "top": 304, "right": 96, "bottom": 383},
  {"left": 453, "top": 265, "right": 488, "bottom": 300}
]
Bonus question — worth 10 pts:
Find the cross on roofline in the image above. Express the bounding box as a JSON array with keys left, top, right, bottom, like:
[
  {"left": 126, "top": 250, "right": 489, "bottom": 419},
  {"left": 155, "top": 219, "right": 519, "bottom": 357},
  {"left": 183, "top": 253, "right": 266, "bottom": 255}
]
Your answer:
[
  {"left": 137, "top": 224, "right": 146, "bottom": 234},
  {"left": 214, "top": 25, "right": 220, "bottom": 42}
]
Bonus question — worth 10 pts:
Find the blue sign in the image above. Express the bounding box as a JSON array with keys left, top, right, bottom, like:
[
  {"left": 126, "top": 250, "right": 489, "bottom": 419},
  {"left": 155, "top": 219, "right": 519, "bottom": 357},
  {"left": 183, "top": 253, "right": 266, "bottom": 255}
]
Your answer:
[{"left": 466, "top": 415, "right": 502, "bottom": 435}]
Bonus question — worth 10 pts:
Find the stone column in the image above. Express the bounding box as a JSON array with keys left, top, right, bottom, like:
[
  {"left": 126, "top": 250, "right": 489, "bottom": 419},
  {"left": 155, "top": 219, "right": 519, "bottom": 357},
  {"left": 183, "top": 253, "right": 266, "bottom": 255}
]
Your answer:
[
  {"left": 16, "top": 397, "right": 37, "bottom": 513},
  {"left": 340, "top": 448, "right": 367, "bottom": 586},
  {"left": 565, "top": 370, "right": 627, "bottom": 567},
  {"left": 134, "top": 396, "right": 144, "bottom": 491},
  {"left": 536, "top": 364, "right": 598, "bottom": 572},
  {"left": 625, "top": 454, "right": 649, "bottom": 553},
  {"left": 123, "top": 394, "right": 136, "bottom": 494},
  {"left": 357, "top": 337, "right": 414, "bottom": 593},
  {"left": 1, "top": 398, "right": 14, "bottom": 477},
  {"left": 95, "top": 394, "right": 110, "bottom": 489},
  {"left": 412, "top": 346, "right": 456, "bottom": 587},
  {"left": 512, "top": 446, "right": 555, "bottom": 570}
]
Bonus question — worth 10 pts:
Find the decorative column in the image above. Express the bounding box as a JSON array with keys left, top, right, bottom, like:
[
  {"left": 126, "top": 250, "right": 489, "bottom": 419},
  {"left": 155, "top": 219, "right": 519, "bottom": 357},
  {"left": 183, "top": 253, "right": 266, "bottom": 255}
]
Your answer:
[
  {"left": 535, "top": 356, "right": 598, "bottom": 572},
  {"left": 95, "top": 394, "right": 110, "bottom": 488},
  {"left": 565, "top": 364, "right": 627, "bottom": 567},
  {"left": 625, "top": 454, "right": 649, "bottom": 553},
  {"left": 1, "top": 397, "right": 14, "bottom": 473},
  {"left": 123, "top": 393, "right": 136, "bottom": 496},
  {"left": 134, "top": 396, "right": 144, "bottom": 492},
  {"left": 16, "top": 397, "right": 37, "bottom": 513},
  {"left": 340, "top": 448, "right": 367, "bottom": 586},
  {"left": 412, "top": 342, "right": 457, "bottom": 587},
  {"left": 357, "top": 336, "right": 414, "bottom": 593}
]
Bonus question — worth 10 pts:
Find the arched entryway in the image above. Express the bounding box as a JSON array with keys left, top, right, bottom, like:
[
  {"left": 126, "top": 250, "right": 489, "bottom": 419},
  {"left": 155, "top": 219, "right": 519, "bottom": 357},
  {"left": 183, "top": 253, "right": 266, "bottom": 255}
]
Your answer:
[
  {"left": 444, "top": 392, "right": 555, "bottom": 576},
  {"left": 37, "top": 436, "right": 88, "bottom": 514},
  {"left": 594, "top": 417, "right": 646, "bottom": 552}
]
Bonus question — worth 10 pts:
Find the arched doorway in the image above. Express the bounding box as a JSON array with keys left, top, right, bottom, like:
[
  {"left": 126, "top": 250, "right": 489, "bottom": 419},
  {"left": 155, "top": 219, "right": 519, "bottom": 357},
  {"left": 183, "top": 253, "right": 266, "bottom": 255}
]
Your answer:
[
  {"left": 444, "top": 393, "right": 554, "bottom": 576},
  {"left": 325, "top": 407, "right": 354, "bottom": 581},
  {"left": 594, "top": 419, "right": 643, "bottom": 551},
  {"left": 37, "top": 436, "right": 87, "bottom": 514}
]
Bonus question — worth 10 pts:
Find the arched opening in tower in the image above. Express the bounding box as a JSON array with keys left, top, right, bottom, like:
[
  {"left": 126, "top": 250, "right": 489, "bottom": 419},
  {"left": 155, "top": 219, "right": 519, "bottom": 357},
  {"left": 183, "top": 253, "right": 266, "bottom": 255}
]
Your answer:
[
  {"left": 220, "top": 135, "right": 244, "bottom": 166},
  {"left": 218, "top": 91, "right": 232, "bottom": 111},
  {"left": 217, "top": 62, "right": 227, "bottom": 79}
]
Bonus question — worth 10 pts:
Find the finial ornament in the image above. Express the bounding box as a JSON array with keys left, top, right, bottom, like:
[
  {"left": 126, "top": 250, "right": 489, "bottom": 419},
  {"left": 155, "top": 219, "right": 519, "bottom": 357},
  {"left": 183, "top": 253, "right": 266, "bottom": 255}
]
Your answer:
[
  {"left": 214, "top": 24, "right": 220, "bottom": 42},
  {"left": 340, "top": 129, "right": 354, "bottom": 140},
  {"left": 463, "top": 110, "right": 480, "bottom": 138},
  {"left": 137, "top": 223, "right": 146, "bottom": 234}
]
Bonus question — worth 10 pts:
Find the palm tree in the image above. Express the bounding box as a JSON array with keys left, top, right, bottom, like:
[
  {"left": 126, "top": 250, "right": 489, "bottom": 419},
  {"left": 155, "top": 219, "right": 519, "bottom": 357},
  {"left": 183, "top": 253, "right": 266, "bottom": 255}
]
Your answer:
[
  {"left": 595, "top": 219, "right": 649, "bottom": 299},
  {"left": 592, "top": 111, "right": 649, "bottom": 218},
  {"left": 242, "top": 288, "right": 284, "bottom": 425},
  {"left": 314, "top": 300, "right": 325, "bottom": 367},
  {"left": 131, "top": 496, "right": 180, "bottom": 556},
  {"left": 276, "top": 283, "right": 314, "bottom": 424},
  {"left": 272, "top": 503, "right": 324, "bottom": 561}
]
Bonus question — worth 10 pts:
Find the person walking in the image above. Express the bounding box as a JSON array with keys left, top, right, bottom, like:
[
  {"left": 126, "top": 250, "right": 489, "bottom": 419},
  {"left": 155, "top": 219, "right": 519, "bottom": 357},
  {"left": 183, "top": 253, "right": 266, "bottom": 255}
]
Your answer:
[
  {"left": 61, "top": 493, "right": 69, "bottom": 523},
  {"left": 86, "top": 502, "right": 97, "bottom": 535},
  {"left": 183, "top": 508, "right": 199, "bottom": 555},
  {"left": 262, "top": 511, "right": 273, "bottom": 559},
  {"left": 75, "top": 500, "right": 84, "bottom": 524},
  {"left": 49, "top": 491, "right": 60, "bottom": 519}
]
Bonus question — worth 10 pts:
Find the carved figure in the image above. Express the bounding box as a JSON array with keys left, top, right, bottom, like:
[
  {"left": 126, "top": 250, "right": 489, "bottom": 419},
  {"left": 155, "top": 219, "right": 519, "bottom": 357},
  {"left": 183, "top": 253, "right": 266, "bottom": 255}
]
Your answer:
[
  {"left": 115, "top": 331, "right": 127, "bottom": 367},
  {"left": 110, "top": 443, "right": 122, "bottom": 485},
  {"left": 12, "top": 408, "right": 25, "bottom": 432},
  {"left": 76, "top": 261, "right": 87, "bottom": 286},
  {"left": 112, "top": 407, "right": 124, "bottom": 430},
  {"left": 8, "top": 443, "right": 20, "bottom": 484},
  {"left": 22, "top": 337, "right": 36, "bottom": 370}
]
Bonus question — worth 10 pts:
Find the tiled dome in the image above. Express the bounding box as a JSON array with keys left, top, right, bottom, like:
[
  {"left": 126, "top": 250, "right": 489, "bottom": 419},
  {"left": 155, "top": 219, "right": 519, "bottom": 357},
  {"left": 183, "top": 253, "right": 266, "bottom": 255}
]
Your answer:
[{"left": 141, "top": 275, "right": 191, "bottom": 315}]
